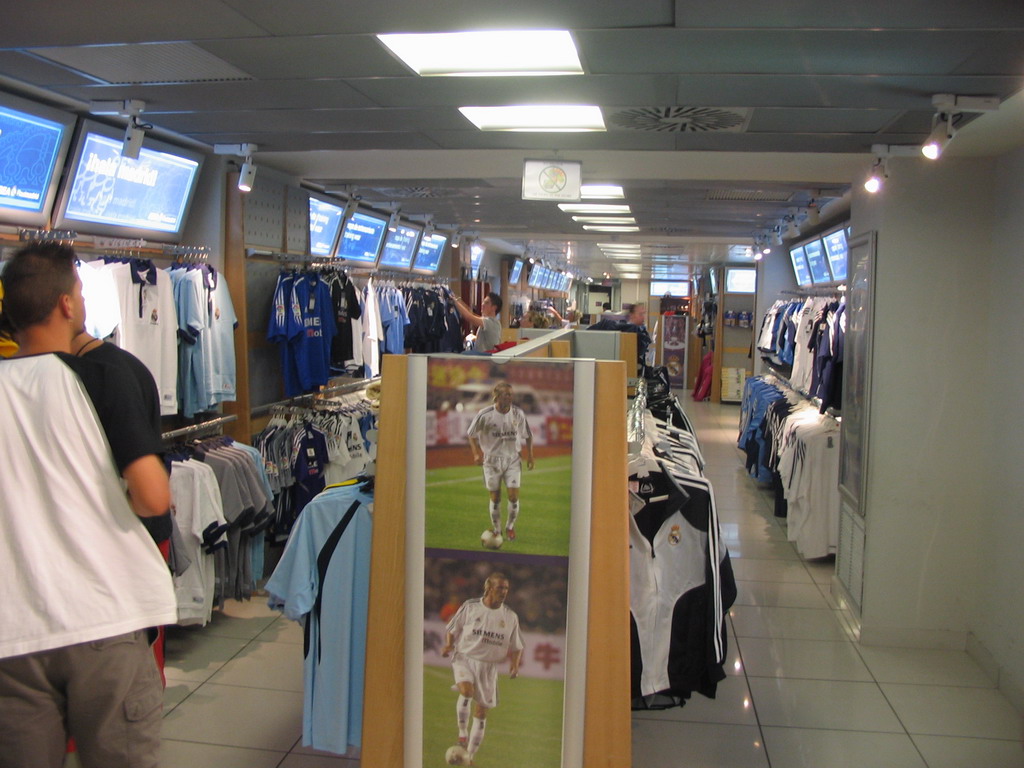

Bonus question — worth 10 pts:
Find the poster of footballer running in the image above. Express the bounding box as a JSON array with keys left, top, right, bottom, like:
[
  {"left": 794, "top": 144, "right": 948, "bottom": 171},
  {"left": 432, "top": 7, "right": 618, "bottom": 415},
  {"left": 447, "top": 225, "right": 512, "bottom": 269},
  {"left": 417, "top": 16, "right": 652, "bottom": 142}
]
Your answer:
[{"left": 421, "top": 356, "right": 577, "bottom": 768}]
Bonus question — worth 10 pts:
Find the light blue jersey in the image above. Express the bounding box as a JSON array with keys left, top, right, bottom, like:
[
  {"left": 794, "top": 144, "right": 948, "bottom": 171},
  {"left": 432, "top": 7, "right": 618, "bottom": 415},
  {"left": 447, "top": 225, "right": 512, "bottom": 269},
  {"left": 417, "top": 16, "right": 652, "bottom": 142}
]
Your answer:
[{"left": 265, "top": 483, "right": 373, "bottom": 755}]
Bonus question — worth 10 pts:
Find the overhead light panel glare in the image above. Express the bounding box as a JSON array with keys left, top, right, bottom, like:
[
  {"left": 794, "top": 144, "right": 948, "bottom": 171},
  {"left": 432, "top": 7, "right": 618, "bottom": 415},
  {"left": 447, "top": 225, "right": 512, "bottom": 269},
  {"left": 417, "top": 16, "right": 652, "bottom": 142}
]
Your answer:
[
  {"left": 580, "top": 184, "right": 624, "bottom": 199},
  {"left": 459, "top": 105, "right": 605, "bottom": 132},
  {"left": 377, "top": 30, "right": 583, "bottom": 77},
  {"left": 558, "top": 203, "right": 631, "bottom": 214},
  {"left": 583, "top": 225, "right": 640, "bottom": 232},
  {"left": 571, "top": 216, "right": 636, "bottom": 225}
]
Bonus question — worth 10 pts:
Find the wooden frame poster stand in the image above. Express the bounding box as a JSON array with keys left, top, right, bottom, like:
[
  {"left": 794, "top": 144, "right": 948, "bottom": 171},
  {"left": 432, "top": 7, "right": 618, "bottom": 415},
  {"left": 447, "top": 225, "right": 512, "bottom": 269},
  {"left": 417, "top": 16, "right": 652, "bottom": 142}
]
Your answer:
[{"left": 364, "top": 354, "right": 631, "bottom": 768}]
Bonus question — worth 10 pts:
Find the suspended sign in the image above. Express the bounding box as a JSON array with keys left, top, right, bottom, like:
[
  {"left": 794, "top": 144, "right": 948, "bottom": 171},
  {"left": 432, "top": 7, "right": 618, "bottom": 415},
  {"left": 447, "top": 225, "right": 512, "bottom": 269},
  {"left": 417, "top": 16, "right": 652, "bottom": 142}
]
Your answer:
[{"left": 522, "top": 159, "right": 582, "bottom": 202}]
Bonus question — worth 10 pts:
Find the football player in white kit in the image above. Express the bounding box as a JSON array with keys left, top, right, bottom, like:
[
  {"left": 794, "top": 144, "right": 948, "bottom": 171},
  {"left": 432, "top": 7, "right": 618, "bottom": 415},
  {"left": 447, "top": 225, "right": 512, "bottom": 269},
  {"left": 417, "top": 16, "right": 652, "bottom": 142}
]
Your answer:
[
  {"left": 467, "top": 382, "right": 534, "bottom": 542},
  {"left": 442, "top": 573, "right": 524, "bottom": 764}
]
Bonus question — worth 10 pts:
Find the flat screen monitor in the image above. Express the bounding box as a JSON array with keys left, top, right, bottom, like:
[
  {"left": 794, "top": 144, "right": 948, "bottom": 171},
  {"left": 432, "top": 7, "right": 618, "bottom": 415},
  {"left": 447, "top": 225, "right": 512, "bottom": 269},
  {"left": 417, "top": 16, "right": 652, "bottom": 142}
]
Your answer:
[
  {"left": 378, "top": 221, "right": 423, "bottom": 269},
  {"left": 508, "top": 259, "right": 524, "bottom": 285},
  {"left": 337, "top": 209, "right": 387, "bottom": 263},
  {"left": 412, "top": 232, "right": 447, "bottom": 274},
  {"left": 650, "top": 280, "right": 690, "bottom": 297},
  {"left": 308, "top": 197, "right": 345, "bottom": 257},
  {"left": 789, "top": 246, "right": 813, "bottom": 287},
  {"left": 52, "top": 119, "right": 203, "bottom": 242},
  {"left": 469, "top": 242, "right": 485, "bottom": 280},
  {"left": 725, "top": 267, "right": 756, "bottom": 293},
  {"left": 0, "top": 92, "right": 76, "bottom": 228},
  {"left": 803, "top": 239, "right": 833, "bottom": 284},
  {"left": 562, "top": 274, "right": 573, "bottom": 293},
  {"left": 527, "top": 264, "right": 539, "bottom": 288},
  {"left": 822, "top": 228, "right": 848, "bottom": 281}
]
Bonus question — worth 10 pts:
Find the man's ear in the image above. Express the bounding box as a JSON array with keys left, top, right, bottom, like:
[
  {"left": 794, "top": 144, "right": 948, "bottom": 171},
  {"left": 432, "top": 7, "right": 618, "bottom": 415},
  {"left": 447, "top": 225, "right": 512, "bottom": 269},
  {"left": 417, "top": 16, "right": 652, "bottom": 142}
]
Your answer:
[{"left": 57, "top": 292, "right": 74, "bottom": 319}]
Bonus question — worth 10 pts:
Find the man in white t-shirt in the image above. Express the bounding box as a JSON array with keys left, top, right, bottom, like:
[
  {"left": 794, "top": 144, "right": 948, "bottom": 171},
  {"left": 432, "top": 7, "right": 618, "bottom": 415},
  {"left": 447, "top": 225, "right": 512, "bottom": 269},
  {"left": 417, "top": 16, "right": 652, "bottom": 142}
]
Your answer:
[
  {"left": 442, "top": 573, "right": 524, "bottom": 764},
  {"left": 0, "top": 243, "right": 176, "bottom": 768},
  {"left": 467, "top": 382, "right": 534, "bottom": 541}
]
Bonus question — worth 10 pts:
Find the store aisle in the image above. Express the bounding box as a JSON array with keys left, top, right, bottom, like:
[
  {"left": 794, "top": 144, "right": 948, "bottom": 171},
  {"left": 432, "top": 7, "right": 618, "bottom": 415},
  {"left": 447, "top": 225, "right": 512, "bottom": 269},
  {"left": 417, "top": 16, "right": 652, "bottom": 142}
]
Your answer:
[
  {"left": 132, "top": 399, "right": 1021, "bottom": 768},
  {"left": 632, "top": 398, "right": 1024, "bottom": 768}
]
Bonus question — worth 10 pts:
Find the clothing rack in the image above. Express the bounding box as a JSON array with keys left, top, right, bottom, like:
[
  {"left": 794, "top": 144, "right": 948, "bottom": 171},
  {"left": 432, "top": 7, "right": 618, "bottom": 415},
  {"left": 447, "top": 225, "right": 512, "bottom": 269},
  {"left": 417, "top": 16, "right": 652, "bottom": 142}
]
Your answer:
[
  {"left": 161, "top": 414, "right": 238, "bottom": 442},
  {"left": 759, "top": 362, "right": 841, "bottom": 423},
  {"left": 627, "top": 378, "right": 648, "bottom": 453},
  {"left": 250, "top": 377, "right": 380, "bottom": 418},
  {"left": 780, "top": 285, "right": 846, "bottom": 298}
]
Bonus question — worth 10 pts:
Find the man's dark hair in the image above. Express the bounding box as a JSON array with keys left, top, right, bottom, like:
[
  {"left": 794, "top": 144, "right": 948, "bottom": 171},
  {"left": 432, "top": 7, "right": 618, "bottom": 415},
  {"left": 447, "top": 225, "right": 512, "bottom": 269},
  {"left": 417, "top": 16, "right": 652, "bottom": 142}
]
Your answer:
[
  {"left": 487, "top": 291, "right": 503, "bottom": 314},
  {"left": 0, "top": 242, "right": 78, "bottom": 335},
  {"left": 602, "top": 302, "right": 611, "bottom": 310}
]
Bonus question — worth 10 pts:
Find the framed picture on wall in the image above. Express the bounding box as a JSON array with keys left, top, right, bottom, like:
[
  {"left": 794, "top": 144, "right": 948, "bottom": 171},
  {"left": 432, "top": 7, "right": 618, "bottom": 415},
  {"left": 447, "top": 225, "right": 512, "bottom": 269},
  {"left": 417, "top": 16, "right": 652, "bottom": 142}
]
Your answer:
[{"left": 404, "top": 355, "right": 595, "bottom": 768}]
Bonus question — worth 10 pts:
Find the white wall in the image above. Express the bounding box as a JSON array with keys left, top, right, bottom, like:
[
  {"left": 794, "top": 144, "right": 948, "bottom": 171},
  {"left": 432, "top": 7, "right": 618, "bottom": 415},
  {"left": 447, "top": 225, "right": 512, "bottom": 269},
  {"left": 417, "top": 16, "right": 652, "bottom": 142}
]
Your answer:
[
  {"left": 181, "top": 156, "right": 228, "bottom": 271},
  {"left": 972, "top": 146, "right": 1024, "bottom": 707},
  {"left": 852, "top": 157, "right": 995, "bottom": 649}
]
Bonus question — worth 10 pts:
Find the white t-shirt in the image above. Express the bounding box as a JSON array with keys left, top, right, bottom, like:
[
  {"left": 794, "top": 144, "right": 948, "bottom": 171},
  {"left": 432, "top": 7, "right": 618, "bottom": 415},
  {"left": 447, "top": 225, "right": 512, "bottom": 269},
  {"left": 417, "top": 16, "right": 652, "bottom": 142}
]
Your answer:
[
  {"left": 0, "top": 355, "right": 177, "bottom": 658},
  {"left": 476, "top": 315, "right": 501, "bottom": 352},
  {"left": 446, "top": 598, "right": 524, "bottom": 664},
  {"left": 467, "top": 404, "right": 532, "bottom": 462}
]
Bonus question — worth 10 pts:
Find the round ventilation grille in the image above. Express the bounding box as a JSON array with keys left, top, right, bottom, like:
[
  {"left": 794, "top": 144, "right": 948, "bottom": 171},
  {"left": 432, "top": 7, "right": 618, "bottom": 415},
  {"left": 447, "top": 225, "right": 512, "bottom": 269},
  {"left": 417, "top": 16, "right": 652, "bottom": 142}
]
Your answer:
[{"left": 609, "top": 107, "right": 748, "bottom": 133}]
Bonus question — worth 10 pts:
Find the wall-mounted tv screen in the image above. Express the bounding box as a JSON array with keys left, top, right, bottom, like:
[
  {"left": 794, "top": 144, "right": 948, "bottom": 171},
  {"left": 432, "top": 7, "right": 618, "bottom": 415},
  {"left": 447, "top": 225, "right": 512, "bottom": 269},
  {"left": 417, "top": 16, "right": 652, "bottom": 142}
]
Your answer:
[
  {"left": 337, "top": 209, "right": 387, "bottom": 263},
  {"left": 508, "top": 259, "right": 524, "bottom": 285},
  {"left": 650, "top": 280, "right": 690, "bottom": 297},
  {"left": 378, "top": 221, "right": 422, "bottom": 269},
  {"left": 562, "top": 274, "right": 573, "bottom": 293},
  {"left": 725, "top": 267, "right": 756, "bottom": 293},
  {"left": 52, "top": 119, "right": 203, "bottom": 242},
  {"left": 802, "top": 239, "right": 833, "bottom": 284},
  {"left": 308, "top": 197, "right": 345, "bottom": 257},
  {"left": 469, "top": 242, "right": 485, "bottom": 280},
  {"left": 412, "top": 232, "right": 447, "bottom": 274},
  {"left": 822, "top": 228, "right": 848, "bottom": 281},
  {"left": 789, "top": 245, "right": 813, "bottom": 287},
  {"left": 0, "top": 92, "right": 76, "bottom": 228}
]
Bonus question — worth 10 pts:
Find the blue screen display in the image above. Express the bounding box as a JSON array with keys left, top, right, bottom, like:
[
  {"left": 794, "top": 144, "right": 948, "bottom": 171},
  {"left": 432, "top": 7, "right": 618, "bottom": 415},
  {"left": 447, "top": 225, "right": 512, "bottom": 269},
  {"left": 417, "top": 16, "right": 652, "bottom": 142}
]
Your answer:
[
  {"left": 337, "top": 211, "right": 387, "bottom": 263},
  {"left": 803, "top": 239, "right": 833, "bottom": 284},
  {"left": 413, "top": 233, "right": 447, "bottom": 273},
  {"left": 469, "top": 243, "right": 484, "bottom": 279},
  {"left": 789, "top": 246, "right": 813, "bottom": 287},
  {"left": 378, "top": 223, "right": 421, "bottom": 268},
  {"left": 822, "top": 229, "right": 848, "bottom": 281},
  {"left": 309, "top": 198, "right": 345, "bottom": 256},
  {"left": 0, "top": 105, "right": 66, "bottom": 214},
  {"left": 508, "top": 260, "right": 524, "bottom": 284},
  {"left": 62, "top": 132, "right": 200, "bottom": 233}
]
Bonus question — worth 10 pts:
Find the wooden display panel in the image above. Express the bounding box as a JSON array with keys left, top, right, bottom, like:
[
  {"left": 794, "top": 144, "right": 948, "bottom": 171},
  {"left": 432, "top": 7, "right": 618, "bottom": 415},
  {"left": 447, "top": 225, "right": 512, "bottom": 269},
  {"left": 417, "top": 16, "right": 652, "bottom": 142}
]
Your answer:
[{"left": 363, "top": 356, "right": 631, "bottom": 768}]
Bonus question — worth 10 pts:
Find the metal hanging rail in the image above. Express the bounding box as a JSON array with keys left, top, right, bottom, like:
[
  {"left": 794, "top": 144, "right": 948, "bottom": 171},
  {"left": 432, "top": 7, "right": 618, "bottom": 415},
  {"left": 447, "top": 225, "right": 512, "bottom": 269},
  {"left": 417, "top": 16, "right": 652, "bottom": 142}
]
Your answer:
[
  {"left": 249, "top": 377, "right": 380, "bottom": 418},
  {"left": 161, "top": 414, "right": 238, "bottom": 442}
]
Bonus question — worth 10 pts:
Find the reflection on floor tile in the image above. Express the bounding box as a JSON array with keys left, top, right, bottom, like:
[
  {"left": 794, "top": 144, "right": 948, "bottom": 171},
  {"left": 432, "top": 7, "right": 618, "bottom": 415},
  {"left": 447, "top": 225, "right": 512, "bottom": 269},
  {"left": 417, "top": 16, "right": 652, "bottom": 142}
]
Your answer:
[
  {"left": 911, "top": 734, "right": 1024, "bottom": 768},
  {"left": 208, "top": 639, "right": 305, "bottom": 692},
  {"left": 725, "top": 539, "right": 800, "bottom": 561},
  {"left": 730, "top": 605, "right": 850, "bottom": 642},
  {"left": 279, "top": 754, "right": 359, "bottom": 767},
  {"left": 258, "top": 616, "right": 305, "bottom": 645},
  {"left": 158, "top": 740, "right": 285, "bottom": 768},
  {"left": 163, "top": 630, "right": 249, "bottom": 683},
  {"left": 633, "top": 674, "right": 758, "bottom": 726},
  {"left": 881, "top": 683, "right": 1024, "bottom": 740},
  {"left": 856, "top": 645, "right": 995, "bottom": 687},
  {"left": 748, "top": 677, "right": 904, "bottom": 732},
  {"left": 761, "top": 727, "right": 928, "bottom": 768},
  {"left": 631, "top": 720, "right": 769, "bottom": 768},
  {"left": 740, "top": 636, "right": 873, "bottom": 682},
  {"left": 732, "top": 581, "right": 830, "bottom": 609},
  {"left": 161, "top": 683, "right": 303, "bottom": 751},
  {"left": 163, "top": 676, "right": 201, "bottom": 713},
  {"left": 730, "top": 558, "right": 815, "bottom": 584}
]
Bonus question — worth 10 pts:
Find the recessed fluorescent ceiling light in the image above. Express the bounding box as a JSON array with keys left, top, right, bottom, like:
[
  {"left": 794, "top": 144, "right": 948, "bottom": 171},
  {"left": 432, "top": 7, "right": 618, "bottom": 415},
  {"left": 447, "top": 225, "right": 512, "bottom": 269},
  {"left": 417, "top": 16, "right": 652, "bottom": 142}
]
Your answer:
[
  {"left": 580, "top": 184, "right": 624, "bottom": 199},
  {"left": 460, "top": 105, "right": 604, "bottom": 131},
  {"left": 571, "top": 216, "right": 637, "bottom": 224},
  {"left": 558, "top": 204, "right": 630, "bottom": 214},
  {"left": 598, "top": 242, "right": 641, "bottom": 250},
  {"left": 377, "top": 30, "right": 583, "bottom": 77},
  {"left": 583, "top": 225, "right": 640, "bottom": 232}
]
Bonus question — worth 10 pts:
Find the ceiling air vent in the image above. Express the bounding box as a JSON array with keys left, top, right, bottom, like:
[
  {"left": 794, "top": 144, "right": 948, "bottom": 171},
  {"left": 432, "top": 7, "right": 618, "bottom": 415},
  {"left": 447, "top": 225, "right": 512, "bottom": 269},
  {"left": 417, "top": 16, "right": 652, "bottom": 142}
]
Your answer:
[
  {"left": 706, "top": 189, "right": 794, "bottom": 202},
  {"left": 370, "top": 187, "right": 464, "bottom": 199},
  {"left": 31, "top": 42, "right": 251, "bottom": 85},
  {"left": 608, "top": 107, "right": 751, "bottom": 133}
]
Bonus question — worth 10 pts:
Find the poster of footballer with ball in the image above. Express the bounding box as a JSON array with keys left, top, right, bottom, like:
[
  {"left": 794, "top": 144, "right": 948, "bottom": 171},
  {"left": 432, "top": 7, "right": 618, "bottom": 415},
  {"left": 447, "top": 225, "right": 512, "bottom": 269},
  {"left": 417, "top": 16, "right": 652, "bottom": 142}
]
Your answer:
[{"left": 408, "top": 355, "right": 591, "bottom": 768}]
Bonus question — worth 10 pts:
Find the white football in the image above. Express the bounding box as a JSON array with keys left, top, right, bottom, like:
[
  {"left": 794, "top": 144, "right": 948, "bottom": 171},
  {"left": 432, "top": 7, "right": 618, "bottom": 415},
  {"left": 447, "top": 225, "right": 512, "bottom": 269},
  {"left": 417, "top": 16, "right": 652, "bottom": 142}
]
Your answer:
[
  {"left": 445, "top": 745, "right": 470, "bottom": 765},
  {"left": 480, "top": 529, "right": 503, "bottom": 550}
]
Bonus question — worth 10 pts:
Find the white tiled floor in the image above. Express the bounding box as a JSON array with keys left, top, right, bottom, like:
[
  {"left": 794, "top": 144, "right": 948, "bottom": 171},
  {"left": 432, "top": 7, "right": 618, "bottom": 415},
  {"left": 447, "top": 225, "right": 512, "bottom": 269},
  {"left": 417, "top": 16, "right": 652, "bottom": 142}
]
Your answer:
[{"left": 111, "top": 397, "right": 1023, "bottom": 767}]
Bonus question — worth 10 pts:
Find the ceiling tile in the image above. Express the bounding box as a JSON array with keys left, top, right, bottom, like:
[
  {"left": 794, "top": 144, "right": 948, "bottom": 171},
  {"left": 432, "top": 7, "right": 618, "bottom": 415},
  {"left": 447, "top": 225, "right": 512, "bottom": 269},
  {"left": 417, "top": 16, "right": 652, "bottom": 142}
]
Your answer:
[
  {"left": 197, "top": 36, "right": 410, "bottom": 79},
  {"left": 0, "top": 51, "right": 94, "bottom": 87},
  {"left": 746, "top": 107, "right": 904, "bottom": 133}
]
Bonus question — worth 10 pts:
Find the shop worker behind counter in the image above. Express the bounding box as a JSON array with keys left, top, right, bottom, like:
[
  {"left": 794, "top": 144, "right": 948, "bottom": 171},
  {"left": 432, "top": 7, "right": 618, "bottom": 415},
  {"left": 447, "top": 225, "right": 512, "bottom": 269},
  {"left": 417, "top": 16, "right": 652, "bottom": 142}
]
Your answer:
[{"left": 0, "top": 243, "right": 177, "bottom": 768}]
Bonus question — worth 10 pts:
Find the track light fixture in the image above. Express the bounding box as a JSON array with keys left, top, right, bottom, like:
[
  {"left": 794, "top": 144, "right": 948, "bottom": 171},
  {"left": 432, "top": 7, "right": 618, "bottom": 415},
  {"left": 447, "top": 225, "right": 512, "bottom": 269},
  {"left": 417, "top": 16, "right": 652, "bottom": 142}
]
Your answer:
[
  {"left": 864, "top": 158, "right": 888, "bottom": 194},
  {"left": 786, "top": 216, "right": 800, "bottom": 239},
  {"left": 771, "top": 228, "right": 783, "bottom": 247},
  {"left": 921, "top": 94, "right": 998, "bottom": 160},
  {"left": 213, "top": 143, "right": 260, "bottom": 193},
  {"left": 804, "top": 202, "right": 820, "bottom": 226},
  {"left": 237, "top": 158, "right": 258, "bottom": 192},
  {"left": 121, "top": 115, "right": 146, "bottom": 160}
]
